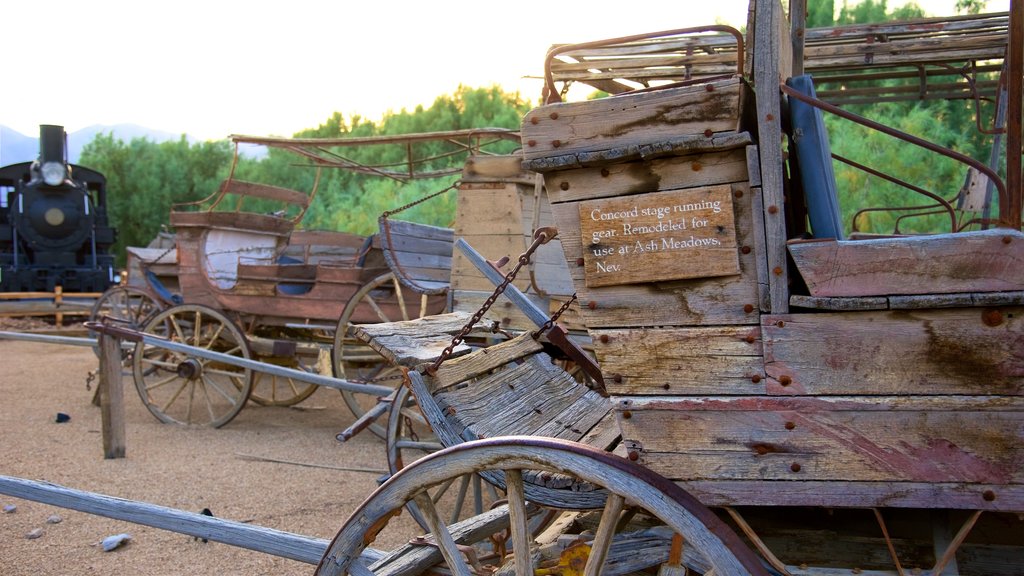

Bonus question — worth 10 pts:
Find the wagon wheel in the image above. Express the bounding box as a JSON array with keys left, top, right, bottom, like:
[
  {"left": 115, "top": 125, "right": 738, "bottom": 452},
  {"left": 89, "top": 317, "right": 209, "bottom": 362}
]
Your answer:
[
  {"left": 387, "top": 385, "right": 522, "bottom": 533},
  {"left": 132, "top": 304, "right": 253, "bottom": 428},
  {"left": 248, "top": 352, "right": 321, "bottom": 407},
  {"left": 316, "top": 436, "right": 769, "bottom": 576},
  {"left": 88, "top": 285, "right": 163, "bottom": 358},
  {"left": 332, "top": 271, "right": 438, "bottom": 439}
]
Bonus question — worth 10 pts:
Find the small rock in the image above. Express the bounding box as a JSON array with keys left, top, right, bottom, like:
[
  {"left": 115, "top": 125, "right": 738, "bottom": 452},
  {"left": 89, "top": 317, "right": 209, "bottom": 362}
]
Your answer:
[
  {"left": 25, "top": 528, "right": 43, "bottom": 539},
  {"left": 101, "top": 533, "right": 131, "bottom": 552},
  {"left": 55, "top": 412, "right": 71, "bottom": 423},
  {"left": 46, "top": 514, "right": 62, "bottom": 524},
  {"left": 3, "top": 504, "right": 16, "bottom": 513}
]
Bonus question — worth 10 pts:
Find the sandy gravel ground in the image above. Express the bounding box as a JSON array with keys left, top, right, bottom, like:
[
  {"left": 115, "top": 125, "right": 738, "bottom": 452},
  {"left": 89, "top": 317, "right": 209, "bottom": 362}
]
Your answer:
[{"left": 0, "top": 326, "right": 422, "bottom": 575}]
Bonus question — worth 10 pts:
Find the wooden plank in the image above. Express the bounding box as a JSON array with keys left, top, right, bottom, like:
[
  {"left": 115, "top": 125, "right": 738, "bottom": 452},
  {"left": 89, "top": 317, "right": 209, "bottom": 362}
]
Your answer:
[
  {"left": 432, "top": 332, "right": 543, "bottom": 390},
  {"left": 789, "top": 294, "right": 890, "bottom": 310},
  {"left": 616, "top": 395, "right": 1024, "bottom": 484},
  {"left": 380, "top": 219, "right": 454, "bottom": 244},
  {"left": 592, "top": 326, "right": 764, "bottom": 395},
  {"left": 787, "top": 229, "right": 1024, "bottom": 297},
  {"left": 754, "top": 0, "right": 790, "bottom": 314},
  {"left": 523, "top": 132, "right": 753, "bottom": 174},
  {"left": 550, "top": 183, "right": 760, "bottom": 328},
  {"left": 461, "top": 155, "right": 531, "bottom": 183},
  {"left": 349, "top": 312, "right": 475, "bottom": 367},
  {"left": 521, "top": 77, "right": 748, "bottom": 162},
  {"left": 579, "top": 185, "right": 740, "bottom": 287},
  {"left": 675, "top": 480, "right": 1023, "bottom": 510},
  {"left": 762, "top": 308, "right": 1024, "bottom": 396},
  {"left": 0, "top": 475, "right": 333, "bottom": 564}
]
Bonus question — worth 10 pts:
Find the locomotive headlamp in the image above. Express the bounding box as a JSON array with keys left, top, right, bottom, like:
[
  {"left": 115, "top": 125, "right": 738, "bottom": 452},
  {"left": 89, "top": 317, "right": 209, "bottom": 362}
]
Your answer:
[{"left": 41, "top": 161, "right": 66, "bottom": 186}]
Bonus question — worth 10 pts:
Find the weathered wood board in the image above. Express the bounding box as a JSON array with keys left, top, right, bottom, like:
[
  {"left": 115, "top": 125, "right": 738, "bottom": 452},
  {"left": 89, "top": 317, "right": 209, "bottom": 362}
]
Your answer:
[
  {"left": 550, "top": 182, "right": 759, "bottom": 328},
  {"left": 761, "top": 308, "right": 1024, "bottom": 396},
  {"left": 615, "top": 394, "right": 1024, "bottom": 510},
  {"left": 522, "top": 76, "right": 751, "bottom": 162},
  {"left": 592, "top": 326, "right": 764, "bottom": 395},
  {"left": 787, "top": 229, "right": 1024, "bottom": 297},
  {"left": 579, "top": 185, "right": 740, "bottom": 287}
]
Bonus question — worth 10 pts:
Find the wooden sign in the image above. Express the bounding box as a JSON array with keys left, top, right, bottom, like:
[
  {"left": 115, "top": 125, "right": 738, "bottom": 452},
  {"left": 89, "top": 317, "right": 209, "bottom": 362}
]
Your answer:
[{"left": 579, "top": 185, "right": 740, "bottom": 287}]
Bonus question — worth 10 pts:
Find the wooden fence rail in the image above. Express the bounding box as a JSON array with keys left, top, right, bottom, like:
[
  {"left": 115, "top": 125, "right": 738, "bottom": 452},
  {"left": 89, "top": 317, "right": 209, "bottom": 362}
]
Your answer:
[{"left": 0, "top": 287, "right": 101, "bottom": 325}]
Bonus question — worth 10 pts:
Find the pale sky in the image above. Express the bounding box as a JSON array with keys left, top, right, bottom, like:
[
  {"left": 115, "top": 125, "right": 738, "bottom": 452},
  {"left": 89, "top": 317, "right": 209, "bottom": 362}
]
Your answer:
[{"left": 1, "top": 0, "right": 1006, "bottom": 140}]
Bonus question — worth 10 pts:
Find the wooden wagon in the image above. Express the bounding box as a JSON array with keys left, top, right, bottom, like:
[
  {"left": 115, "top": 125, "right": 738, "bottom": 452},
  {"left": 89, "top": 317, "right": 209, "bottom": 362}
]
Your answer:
[{"left": 322, "top": 2, "right": 1024, "bottom": 574}]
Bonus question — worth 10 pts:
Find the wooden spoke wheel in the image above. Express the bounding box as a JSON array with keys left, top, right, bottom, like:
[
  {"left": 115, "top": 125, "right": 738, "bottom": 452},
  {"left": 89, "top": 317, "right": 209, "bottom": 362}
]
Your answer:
[
  {"left": 248, "top": 344, "right": 323, "bottom": 407},
  {"left": 88, "top": 285, "right": 163, "bottom": 359},
  {"left": 316, "top": 437, "right": 769, "bottom": 576},
  {"left": 386, "top": 385, "right": 509, "bottom": 532},
  {"left": 332, "top": 272, "right": 441, "bottom": 439},
  {"left": 132, "top": 304, "right": 253, "bottom": 428}
]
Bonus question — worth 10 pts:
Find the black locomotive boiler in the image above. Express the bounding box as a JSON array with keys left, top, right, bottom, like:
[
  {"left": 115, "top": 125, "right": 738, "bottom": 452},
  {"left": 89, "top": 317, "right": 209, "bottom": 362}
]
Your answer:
[{"left": 0, "top": 125, "right": 117, "bottom": 292}]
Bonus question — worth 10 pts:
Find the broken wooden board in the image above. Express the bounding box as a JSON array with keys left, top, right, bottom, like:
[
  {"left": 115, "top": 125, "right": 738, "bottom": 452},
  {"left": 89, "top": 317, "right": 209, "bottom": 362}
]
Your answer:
[
  {"left": 522, "top": 77, "right": 751, "bottom": 163},
  {"left": 787, "top": 229, "right": 1024, "bottom": 297},
  {"left": 761, "top": 307, "right": 1024, "bottom": 396},
  {"left": 347, "top": 312, "right": 476, "bottom": 368},
  {"left": 579, "top": 185, "right": 740, "bottom": 287}
]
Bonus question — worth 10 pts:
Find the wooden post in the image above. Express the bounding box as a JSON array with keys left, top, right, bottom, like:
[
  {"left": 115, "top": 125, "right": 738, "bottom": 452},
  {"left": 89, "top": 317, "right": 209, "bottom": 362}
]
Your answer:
[
  {"left": 54, "top": 286, "right": 63, "bottom": 326},
  {"left": 98, "top": 332, "right": 126, "bottom": 459}
]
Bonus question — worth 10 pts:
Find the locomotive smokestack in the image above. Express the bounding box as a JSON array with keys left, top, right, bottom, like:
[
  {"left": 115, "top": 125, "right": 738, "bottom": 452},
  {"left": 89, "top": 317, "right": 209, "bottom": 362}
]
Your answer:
[{"left": 39, "top": 125, "right": 67, "bottom": 165}]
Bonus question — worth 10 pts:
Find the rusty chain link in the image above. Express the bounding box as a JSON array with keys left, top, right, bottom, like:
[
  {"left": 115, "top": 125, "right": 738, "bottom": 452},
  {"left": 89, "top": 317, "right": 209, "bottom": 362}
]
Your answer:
[{"left": 427, "top": 227, "right": 558, "bottom": 374}]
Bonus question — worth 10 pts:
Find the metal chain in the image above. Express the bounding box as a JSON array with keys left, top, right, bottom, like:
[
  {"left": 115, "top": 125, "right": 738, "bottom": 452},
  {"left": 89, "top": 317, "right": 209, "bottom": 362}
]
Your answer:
[
  {"left": 427, "top": 227, "right": 557, "bottom": 374},
  {"left": 531, "top": 292, "right": 577, "bottom": 339},
  {"left": 381, "top": 181, "right": 460, "bottom": 219}
]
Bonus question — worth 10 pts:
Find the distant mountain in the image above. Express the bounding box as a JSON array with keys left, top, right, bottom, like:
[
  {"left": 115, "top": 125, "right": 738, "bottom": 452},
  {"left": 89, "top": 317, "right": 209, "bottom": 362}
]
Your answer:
[{"left": 0, "top": 124, "right": 197, "bottom": 166}]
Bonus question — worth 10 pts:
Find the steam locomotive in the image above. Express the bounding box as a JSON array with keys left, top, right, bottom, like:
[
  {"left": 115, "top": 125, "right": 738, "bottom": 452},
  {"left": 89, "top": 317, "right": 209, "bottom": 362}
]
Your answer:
[{"left": 0, "top": 125, "right": 118, "bottom": 292}]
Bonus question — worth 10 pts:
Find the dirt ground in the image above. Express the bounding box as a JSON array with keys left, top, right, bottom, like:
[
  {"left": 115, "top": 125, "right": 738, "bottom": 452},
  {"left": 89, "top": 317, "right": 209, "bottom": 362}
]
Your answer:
[{"left": 0, "top": 320, "right": 422, "bottom": 575}]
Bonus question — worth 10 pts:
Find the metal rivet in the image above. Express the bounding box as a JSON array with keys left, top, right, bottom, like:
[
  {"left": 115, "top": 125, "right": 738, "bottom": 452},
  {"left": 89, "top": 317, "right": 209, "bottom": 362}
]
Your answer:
[
  {"left": 705, "top": 84, "right": 715, "bottom": 92},
  {"left": 776, "top": 320, "right": 785, "bottom": 328},
  {"left": 662, "top": 383, "right": 670, "bottom": 390},
  {"left": 622, "top": 410, "right": 632, "bottom": 419},
  {"left": 751, "top": 374, "right": 762, "bottom": 383},
  {"left": 600, "top": 168, "right": 610, "bottom": 177},
  {"left": 766, "top": 113, "right": 775, "bottom": 121},
  {"left": 691, "top": 162, "right": 702, "bottom": 171},
  {"left": 530, "top": 116, "right": 539, "bottom": 125},
  {"left": 983, "top": 490, "right": 996, "bottom": 501},
  {"left": 768, "top": 205, "right": 779, "bottom": 214},
  {"left": 599, "top": 334, "right": 610, "bottom": 344},
  {"left": 745, "top": 334, "right": 756, "bottom": 343},
  {"left": 791, "top": 462, "right": 801, "bottom": 472},
  {"left": 703, "top": 129, "right": 714, "bottom": 138},
  {"left": 576, "top": 257, "right": 585, "bottom": 266},
  {"left": 785, "top": 421, "right": 796, "bottom": 430},
  {"left": 549, "top": 112, "right": 559, "bottom": 120},
  {"left": 587, "top": 301, "right": 597, "bottom": 310},
  {"left": 1003, "top": 235, "right": 1012, "bottom": 244},
  {"left": 741, "top": 246, "right": 751, "bottom": 254},
  {"left": 744, "top": 304, "right": 754, "bottom": 313},
  {"left": 612, "top": 374, "right": 623, "bottom": 383},
  {"left": 773, "top": 266, "right": 784, "bottom": 276},
  {"left": 734, "top": 189, "right": 744, "bottom": 198},
  {"left": 982, "top": 309, "right": 1004, "bottom": 327},
  {"left": 527, "top": 140, "right": 536, "bottom": 147},
  {"left": 552, "top": 140, "right": 561, "bottom": 148},
  {"left": 780, "top": 375, "right": 792, "bottom": 386},
  {"left": 755, "top": 445, "right": 769, "bottom": 455},
  {"left": 628, "top": 451, "right": 639, "bottom": 461},
  {"left": 560, "top": 181, "right": 570, "bottom": 191}
]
